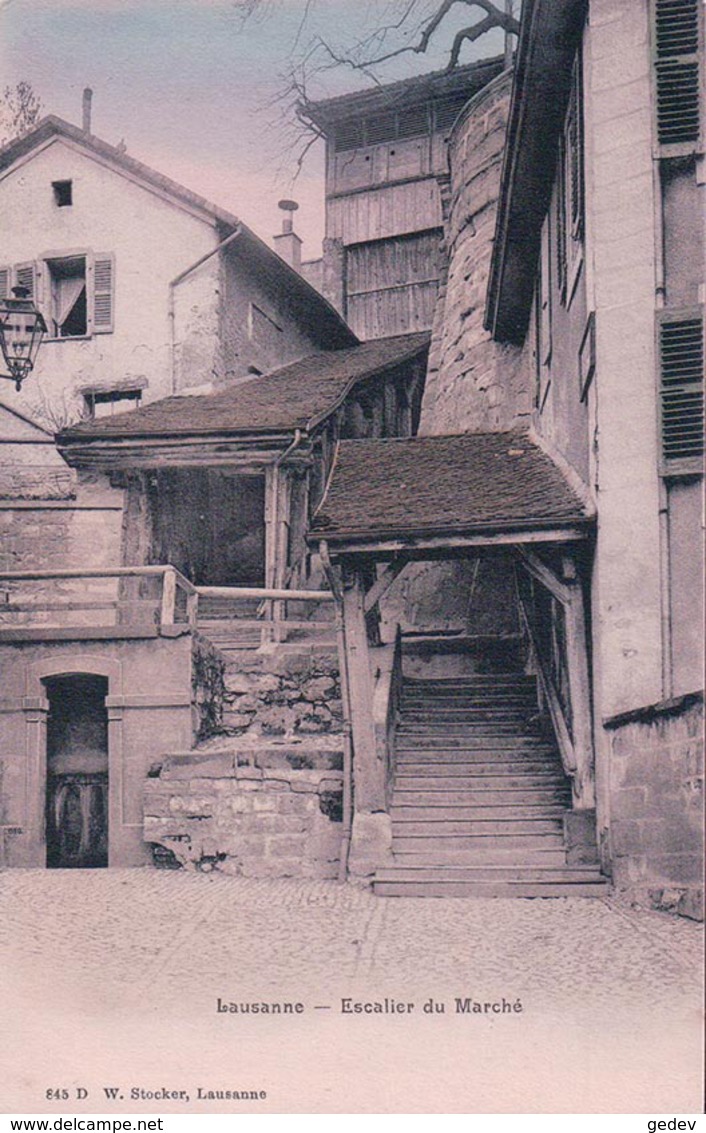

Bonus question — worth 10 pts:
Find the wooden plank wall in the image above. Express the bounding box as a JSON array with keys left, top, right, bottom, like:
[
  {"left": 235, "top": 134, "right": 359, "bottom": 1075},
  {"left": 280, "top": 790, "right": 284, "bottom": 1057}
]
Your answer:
[{"left": 345, "top": 229, "right": 442, "bottom": 339}]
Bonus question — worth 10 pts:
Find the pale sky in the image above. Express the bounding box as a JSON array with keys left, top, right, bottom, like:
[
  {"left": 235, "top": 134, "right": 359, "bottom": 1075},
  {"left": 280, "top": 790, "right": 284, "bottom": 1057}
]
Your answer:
[{"left": 1, "top": 0, "right": 506, "bottom": 258}]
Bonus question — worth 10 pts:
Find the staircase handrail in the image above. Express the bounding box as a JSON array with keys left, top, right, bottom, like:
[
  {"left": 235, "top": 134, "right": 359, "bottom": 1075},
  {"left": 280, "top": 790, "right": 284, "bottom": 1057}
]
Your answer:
[{"left": 517, "top": 590, "right": 578, "bottom": 779}]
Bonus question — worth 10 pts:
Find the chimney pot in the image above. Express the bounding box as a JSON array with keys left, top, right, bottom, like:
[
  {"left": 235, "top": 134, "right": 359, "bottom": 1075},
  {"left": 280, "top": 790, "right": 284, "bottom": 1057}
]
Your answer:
[
  {"left": 82, "top": 87, "right": 93, "bottom": 133},
  {"left": 273, "top": 200, "right": 302, "bottom": 272}
]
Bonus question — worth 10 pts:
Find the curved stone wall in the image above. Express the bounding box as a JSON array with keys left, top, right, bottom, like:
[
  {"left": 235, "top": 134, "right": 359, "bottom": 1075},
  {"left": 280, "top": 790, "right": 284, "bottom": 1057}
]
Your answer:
[{"left": 421, "top": 68, "right": 529, "bottom": 435}]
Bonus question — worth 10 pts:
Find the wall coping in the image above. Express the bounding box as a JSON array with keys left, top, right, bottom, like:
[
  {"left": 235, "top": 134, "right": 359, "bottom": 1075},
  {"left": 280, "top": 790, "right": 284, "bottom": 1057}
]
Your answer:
[{"left": 604, "top": 690, "right": 704, "bottom": 730}]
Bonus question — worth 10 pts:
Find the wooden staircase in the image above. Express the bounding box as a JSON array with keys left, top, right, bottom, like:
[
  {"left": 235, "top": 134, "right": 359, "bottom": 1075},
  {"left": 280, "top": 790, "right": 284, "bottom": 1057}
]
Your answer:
[{"left": 373, "top": 674, "right": 607, "bottom": 898}]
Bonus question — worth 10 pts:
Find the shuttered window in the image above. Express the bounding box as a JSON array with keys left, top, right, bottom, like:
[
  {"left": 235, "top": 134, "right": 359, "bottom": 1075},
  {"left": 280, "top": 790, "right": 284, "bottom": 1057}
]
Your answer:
[
  {"left": 659, "top": 310, "right": 704, "bottom": 470},
  {"left": 7, "top": 252, "right": 115, "bottom": 338},
  {"left": 654, "top": 0, "right": 701, "bottom": 146}
]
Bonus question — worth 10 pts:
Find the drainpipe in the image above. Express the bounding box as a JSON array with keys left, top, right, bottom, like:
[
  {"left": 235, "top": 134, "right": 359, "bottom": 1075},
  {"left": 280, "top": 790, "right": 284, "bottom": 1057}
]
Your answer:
[
  {"left": 168, "top": 225, "right": 243, "bottom": 394},
  {"left": 320, "top": 539, "right": 353, "bottom": 883}
]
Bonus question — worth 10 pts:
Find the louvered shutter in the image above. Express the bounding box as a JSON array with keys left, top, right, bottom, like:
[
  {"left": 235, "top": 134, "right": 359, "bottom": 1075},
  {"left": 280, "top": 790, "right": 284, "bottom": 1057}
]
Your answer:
[
  {"left": 92, "top": 254, "right": 114, "bottom": 333},
  {"left": 0, "top": 267, "right": 10, "bottom": 300},
  {"left": 14, "top": 262, "right": 35, "bottom": 298},
  {"left": 555, "top": 142, "right": 568, "bottom": 300},
  {"left": 659, "top": 311, "right": 704, "bottom": 469},
  {"left": 654, "top": 0, "right": 701, "bottom": 146}
]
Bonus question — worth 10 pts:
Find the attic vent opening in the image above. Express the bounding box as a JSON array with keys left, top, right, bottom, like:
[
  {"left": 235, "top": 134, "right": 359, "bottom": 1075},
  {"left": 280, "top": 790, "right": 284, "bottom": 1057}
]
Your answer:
[
  {"left": 334, "top": 119, "right": 364, "bottom": 152},
  {"left": 654, "top": 0, "right": 701, "bottom": 145},
  {"left": 659, "top": 313, "right": 704, "bottom": 467},
  {"left": 433, "top": 95, "right": 469, "bottom": 132},
  {"left": 52, "top": 180, "right": 73, "bottom": 207},
  {"left": 397, "top": 104, "right": 430, "bottom": 138},
  {"left": 366, "top": 113, "right": 397, "bottom": 146}
]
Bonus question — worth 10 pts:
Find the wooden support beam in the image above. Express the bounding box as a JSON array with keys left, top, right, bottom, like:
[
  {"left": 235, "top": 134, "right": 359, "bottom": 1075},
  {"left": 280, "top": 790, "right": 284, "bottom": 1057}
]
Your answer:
[
  {"left": 363, "top": 555, "right": 409, "bottom": 615},
  {"left": 320, "top": 526, "right": 587, "bottom": 557},
  {"left": 341, "top": 567, "right": 383, "bottom": 813},
  {"left": 515, "top": 546, "right": 574, "bottom": 606}
]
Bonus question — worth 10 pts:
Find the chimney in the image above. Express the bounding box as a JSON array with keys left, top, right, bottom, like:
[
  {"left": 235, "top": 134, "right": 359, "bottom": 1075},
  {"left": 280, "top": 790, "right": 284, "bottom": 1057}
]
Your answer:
[
  {"left": 82, "top": 88, "right": 93, "bottom": 134},
  {"left": 273, "top": 199, "right": 302, "bottom": 273}
]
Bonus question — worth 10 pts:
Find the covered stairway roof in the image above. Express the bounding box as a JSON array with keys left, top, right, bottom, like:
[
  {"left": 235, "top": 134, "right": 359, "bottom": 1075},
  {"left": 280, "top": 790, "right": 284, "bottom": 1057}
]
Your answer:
[
  {"left": 310, "top": 432, "right": 593, "bottom": 552},
  {"left": 59, "top": 332, "right": 429, "bottom": 460}
]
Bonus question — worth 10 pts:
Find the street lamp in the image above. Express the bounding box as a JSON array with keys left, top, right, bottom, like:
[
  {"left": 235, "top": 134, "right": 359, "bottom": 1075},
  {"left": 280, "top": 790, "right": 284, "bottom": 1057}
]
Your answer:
[{"left": 0, "top": 286, "right": 47, "bottom": 392}]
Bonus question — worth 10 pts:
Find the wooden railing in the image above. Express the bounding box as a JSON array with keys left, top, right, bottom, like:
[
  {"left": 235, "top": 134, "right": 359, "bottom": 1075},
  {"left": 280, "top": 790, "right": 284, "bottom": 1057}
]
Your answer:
[
  {"left": 0, "top": 568, "right": 335, "bottom": 643},
  {"left": 195, "top": 584, "right": 336, "bottom": 646},
  {"left": 517, "top": 587, "right": 578, "bottom": 780},
  {"left": 0, "top": 566, "right": 197, "bottom": 633}
]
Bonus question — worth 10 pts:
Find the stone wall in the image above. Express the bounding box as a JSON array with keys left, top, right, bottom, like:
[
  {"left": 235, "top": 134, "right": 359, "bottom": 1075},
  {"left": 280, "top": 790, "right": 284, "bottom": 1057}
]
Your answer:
[
  {"left": 144, "top": 748, "right": 343, "bottom": 879},
  {"left": 607, "top": 695, "right": 704, "bottom": 921},
  {"left": 421, "top": 69, "right": 529, "bottom": 436},
  {"left": 219, "top": 649, "right": 343, "bottom": 740}
]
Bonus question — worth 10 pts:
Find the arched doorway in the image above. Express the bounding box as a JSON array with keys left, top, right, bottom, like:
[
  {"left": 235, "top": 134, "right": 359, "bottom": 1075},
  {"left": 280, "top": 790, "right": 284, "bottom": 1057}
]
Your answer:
[{"left": 44, "top": 674, "right": 109, "bottom": 869}]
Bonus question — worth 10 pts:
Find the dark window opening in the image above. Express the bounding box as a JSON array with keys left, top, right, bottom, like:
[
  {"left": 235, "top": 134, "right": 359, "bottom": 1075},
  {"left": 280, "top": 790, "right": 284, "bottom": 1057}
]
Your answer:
[
  {"left": 84, "top": 389, "right": 142, "bottom": 419},
  {"left": 47, "top": 255, "right": 87, "bottom": 337},
  {"left": 52, "top": 180, "right": 73, "bottom": 207}
]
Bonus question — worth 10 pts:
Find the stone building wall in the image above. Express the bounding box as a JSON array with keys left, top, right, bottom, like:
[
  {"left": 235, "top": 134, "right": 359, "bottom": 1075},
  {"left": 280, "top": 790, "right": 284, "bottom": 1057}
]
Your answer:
[
  {"left": 421, "top": 68, "right": 529, "bottom": 436},
  {"left": 144, "top": 750, "right": 343, "bottom": 879},
  {"left": 606, "top": 696, "right": 704, "bottom": 921}
]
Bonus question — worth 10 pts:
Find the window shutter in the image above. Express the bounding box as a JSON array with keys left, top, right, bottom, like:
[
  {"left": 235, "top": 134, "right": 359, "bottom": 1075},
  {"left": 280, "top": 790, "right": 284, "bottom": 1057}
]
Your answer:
[
  {"left": 0, "top": 267, "right": 10, "bottom": 300},
  {"left": 654, "top": 0, "right": 701, "bottom": 145},
  {"left": 659, "top": 311, "right": 704, "bottom": 467},
  {"left": 14, "top": 262, "right": 35, "bottom": 298},
  {"left": 566, "top": 59, "right": 584, "bottom": 241},
  {"left": 92, "top": 254, "right": 114, "bottom": 333},
  {"left": 555, "top": 143, "right": 568, "bottom": 300}
]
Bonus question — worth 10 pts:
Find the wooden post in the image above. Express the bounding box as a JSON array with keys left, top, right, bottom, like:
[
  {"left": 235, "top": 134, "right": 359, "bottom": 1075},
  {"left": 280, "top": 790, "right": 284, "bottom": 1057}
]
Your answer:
[
  {"left": 563, "top": 557, "right": 595, "bottom": 808},
  {"left": 186, "top": 590, "right": 199, "bottom": 630},
  {"left": 341, "top": 565, "right": 382, "bottom": 812},
  {"left": 160, "top": 567, "right": 177, "bottom": 629}
]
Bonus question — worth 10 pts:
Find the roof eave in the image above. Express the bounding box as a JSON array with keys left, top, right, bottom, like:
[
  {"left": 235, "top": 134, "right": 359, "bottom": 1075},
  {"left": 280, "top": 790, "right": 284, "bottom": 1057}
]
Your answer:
[
  {"left": 485, "top": 0, "right": 587, "bottom": 344},
  {"left": 309, "top": 513, "right": 593, "bottom": 549},
  {"left": 303, "top": 55, "right": 506, "bottom": 132}
]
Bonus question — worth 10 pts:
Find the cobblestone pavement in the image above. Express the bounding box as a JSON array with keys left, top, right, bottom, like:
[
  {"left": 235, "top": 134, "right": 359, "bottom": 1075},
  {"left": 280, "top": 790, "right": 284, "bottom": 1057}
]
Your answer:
[{"left": 1, "top": 869, "right": 703, "bottom": 1114}]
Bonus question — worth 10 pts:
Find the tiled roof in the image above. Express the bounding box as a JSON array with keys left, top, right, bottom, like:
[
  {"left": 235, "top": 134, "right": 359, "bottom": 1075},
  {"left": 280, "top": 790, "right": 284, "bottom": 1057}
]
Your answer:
[
  {"left": 304, "top": 56, "right": 505, "bottom": 127},
  {"left": 59, "top": 333, "right": 430, "bottom": 442},
  {"left": 310, "top": 433, "right": 591, "bottom": 542}
]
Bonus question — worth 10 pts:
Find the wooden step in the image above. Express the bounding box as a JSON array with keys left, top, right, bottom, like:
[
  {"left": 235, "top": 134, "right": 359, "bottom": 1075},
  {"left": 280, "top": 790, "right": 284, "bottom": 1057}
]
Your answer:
[
  {"left": 391, "top": 804, "right": 568, "bottom": 821},
  {"left": 394, "top": 765, "right": 566, "bottom": 784},
  {"left": 394, "top": 788, "right": 571, "bottom": 806},
  {"left": 390, "top": 847, "right": 569, "bottom": 866},
  {"left": 392, "top": 818, "right": 564, "bottom": 837},
  {"left": 393, "top": 832, "right": 565, "bottom": 852},
  {"left": 398, "top": 738, "right": 553, "bottom": 747}
]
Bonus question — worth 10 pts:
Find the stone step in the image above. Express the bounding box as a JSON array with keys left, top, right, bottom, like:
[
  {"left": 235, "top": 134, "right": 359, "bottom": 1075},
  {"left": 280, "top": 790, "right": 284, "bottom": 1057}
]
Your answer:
[
  {"left": 391, "top": 804, "right": 568, "bottom": 822},
  {"left": 376, "top": 864, "right": 604, "bottom": 883},
  {"left": 373, "top": 878, "right": 608, "bottom": 898},
  {"left": 392, "top": 832, "right": 565, "bottom": 852},
  {"left": 395, "top": 775, "right": 566, "bottom": 792},
  {"left": 394, "top": 788, "right": 571, "bottom": 806}
]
